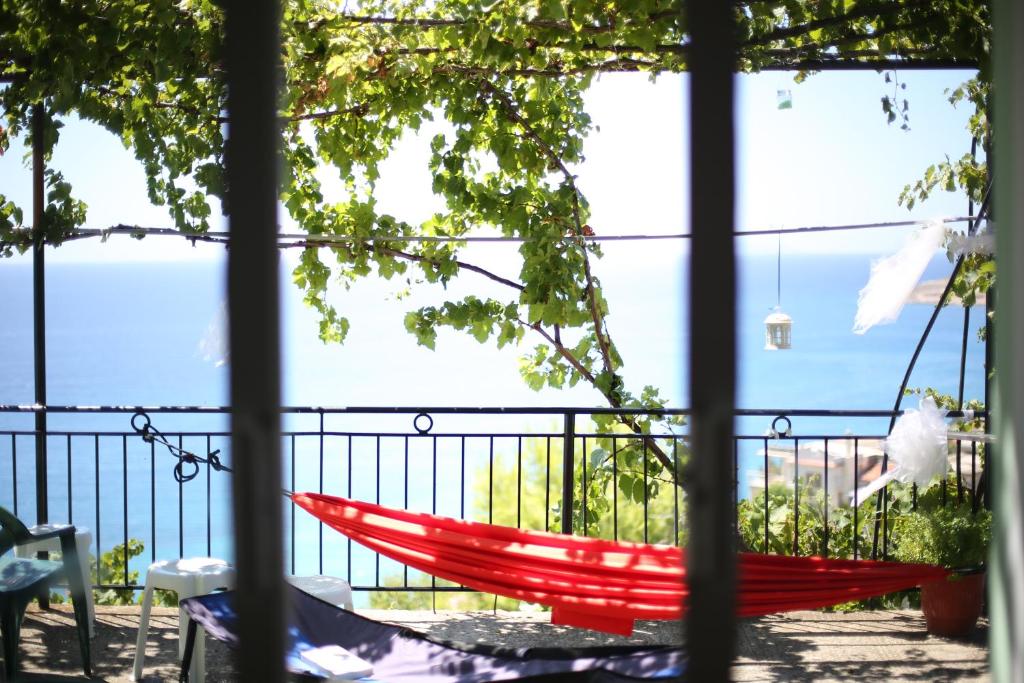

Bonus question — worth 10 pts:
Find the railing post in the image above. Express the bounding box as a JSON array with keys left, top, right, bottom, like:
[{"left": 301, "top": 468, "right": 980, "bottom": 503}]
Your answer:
[
  {"left": 561, "top": 411, "right": 575, "bottom": 535},
  {"left": 32, "top": 103, "right": 48, "bottom": 532}
]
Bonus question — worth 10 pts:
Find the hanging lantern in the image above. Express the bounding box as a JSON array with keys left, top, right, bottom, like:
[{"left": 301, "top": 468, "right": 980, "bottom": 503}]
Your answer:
[
  {"left": 764, "top": 307, "right": 793, "bottom": 350},
  {"left": 764, "top": 234, "right": 792, "bottom": 350}
]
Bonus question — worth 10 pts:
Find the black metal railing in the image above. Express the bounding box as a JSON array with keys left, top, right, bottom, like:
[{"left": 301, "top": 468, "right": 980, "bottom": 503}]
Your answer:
[{"left": 0, "top": 405, "right": 987, "bottom": 597}]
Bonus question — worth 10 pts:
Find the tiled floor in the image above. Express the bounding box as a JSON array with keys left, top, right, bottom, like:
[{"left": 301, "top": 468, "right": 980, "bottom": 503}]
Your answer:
[{"left": 10, "top": 604, "right": 988, "bottom": 681}]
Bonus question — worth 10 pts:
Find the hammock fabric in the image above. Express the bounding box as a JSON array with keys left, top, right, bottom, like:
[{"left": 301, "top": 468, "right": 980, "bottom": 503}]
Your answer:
[
  {"left": 292, "top": 492, "right": 950, "bottom": 636},
  {"left": 181, "top": 586, "right": 684, "bottom": 682}
]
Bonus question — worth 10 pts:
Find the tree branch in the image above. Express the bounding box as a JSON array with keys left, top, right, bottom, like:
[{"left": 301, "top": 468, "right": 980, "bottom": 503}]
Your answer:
[
  {"left": 520, "top": 317, "right": 597, "bottom": 386},
  {"left": 479, "top": 79, "right": 616, "bottom": 381},
  {"left": 372, "top": 244, "right": 525, "bottom": 291},
  {"left": 743, "top": 0, "right": 935, "bottom": 47},
  {"left": 331, "top": 10, "right": 679, "bottom": 35}
]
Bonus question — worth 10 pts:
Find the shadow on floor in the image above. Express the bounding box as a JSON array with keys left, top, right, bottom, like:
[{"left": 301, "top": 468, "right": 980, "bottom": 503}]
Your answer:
[{"left": 734, "top": 611, "right": 989, "bottom": 682}]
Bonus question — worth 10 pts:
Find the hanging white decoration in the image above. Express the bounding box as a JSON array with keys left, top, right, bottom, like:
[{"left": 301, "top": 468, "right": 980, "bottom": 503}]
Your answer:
[
  {"left": 886, "top": 396, "right": 950, "bottom": 488},
  {"left": 853, "top": 219, "right": 948, "bottom": 334},
  {"left": 855, "top": 396, "right": 950, "bottom": 501}
]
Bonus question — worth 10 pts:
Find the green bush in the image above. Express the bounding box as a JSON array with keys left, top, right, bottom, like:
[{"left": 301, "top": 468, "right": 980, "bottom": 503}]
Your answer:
[
  {"left": 45, "top": 538, "right": 175, "bottom": 607},
  {"left": 92, "top": 539, "right": 177, "bottom": 607},
  {"left": 736, "top": 482, "right": 879, "bottom": 559},
  {"left": 891, "top": 504, "right": 991, "bottom": 568}
]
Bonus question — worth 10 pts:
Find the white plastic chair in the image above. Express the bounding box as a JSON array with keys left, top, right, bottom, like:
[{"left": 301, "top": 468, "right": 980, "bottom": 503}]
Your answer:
[
  {"left": 132, "top": 557, "right": 235, "bottom": 683},
  {"left": 286, "top": 574, "right": 354, "bottom": 610}
]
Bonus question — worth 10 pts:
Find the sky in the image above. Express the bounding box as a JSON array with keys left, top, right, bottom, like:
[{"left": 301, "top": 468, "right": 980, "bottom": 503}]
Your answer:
[
  {"left": 0, "top": 67, "right": 990, "bottom": 420},
  {"left": 0, "top": 68, "right": 980, "bottom": 269}
]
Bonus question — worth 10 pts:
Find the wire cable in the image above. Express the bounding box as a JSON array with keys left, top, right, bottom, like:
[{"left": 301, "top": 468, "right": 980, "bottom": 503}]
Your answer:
[{"left": 57, "top": 215, "right": 984, "bottom": 247}]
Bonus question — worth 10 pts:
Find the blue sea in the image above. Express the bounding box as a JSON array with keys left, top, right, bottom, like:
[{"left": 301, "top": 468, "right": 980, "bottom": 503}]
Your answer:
[{"left": 0, "top": 251, "right": 986, "bottom": 596}]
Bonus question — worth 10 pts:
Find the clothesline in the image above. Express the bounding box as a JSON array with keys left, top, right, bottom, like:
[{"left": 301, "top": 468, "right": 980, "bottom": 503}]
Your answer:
[{"left": 54, "top": 215, "right": 982, "bottom": 247}]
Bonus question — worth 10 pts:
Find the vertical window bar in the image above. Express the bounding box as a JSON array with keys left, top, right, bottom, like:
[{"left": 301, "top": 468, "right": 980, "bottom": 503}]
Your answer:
[
  {"left": 460, "top": 436, "right": 466, "bottom": 520},
  {"left": 223, "top": 0, "right": 287, "bottom": 674},
  {"left": 686, "top": 0, "right": 739, "bottom": 672}
]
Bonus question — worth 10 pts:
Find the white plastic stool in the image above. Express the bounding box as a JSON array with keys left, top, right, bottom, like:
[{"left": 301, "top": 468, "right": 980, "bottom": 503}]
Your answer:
[
  {"left": 14, "top": 524, "right": 96, "bottom": 637},
  {"left": 132, "top": 557, "right": 235, "bottom": 683},
  {"left": 286, "top": 575, "right": 354, "bottom": 610}
]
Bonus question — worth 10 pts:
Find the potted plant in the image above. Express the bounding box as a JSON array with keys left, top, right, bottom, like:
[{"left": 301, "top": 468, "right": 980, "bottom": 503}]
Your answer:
[{"left": 892, "top": 501, "right": 991, "bottom": 638}]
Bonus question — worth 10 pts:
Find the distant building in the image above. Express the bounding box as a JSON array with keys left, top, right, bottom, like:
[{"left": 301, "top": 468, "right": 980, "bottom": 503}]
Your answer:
[{"left": 748, "top": 437, "right": 984, "bottom": 507}]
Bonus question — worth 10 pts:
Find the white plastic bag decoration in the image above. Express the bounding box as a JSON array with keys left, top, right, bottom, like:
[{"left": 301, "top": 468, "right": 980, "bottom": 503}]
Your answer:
[
  {"left": 886, "top": 396, "right": 950, "bottom": 488},
  {"left": 855, "top": 396, "right": 950, "bottom": 502},
  {"left": 853, "top": 219, "right": 948, "bottom": 334},
  {"left": 197, "top": 301, "right": 230, "bottom": 367}
]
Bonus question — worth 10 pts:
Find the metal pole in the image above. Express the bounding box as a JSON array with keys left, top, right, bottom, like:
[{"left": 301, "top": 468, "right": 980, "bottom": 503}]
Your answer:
[
  {"left": 561, "top": 411, "right": 575, "bottom": 535},
  {"left": 686, "top": 1, "right": 737, "bottom": 680},
  {"left": 32, "top": 103, "right": 48, "bottom": 531},
  {"left": 223, "top": 0, "right": 286, "bottom": 681},
  {"left": 870, "top": 192, "right": 990, "bottom": 557}
]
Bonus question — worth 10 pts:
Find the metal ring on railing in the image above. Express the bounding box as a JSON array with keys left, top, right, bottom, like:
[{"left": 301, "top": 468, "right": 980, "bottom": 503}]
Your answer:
[
  {"left": 413, "top": 412, "right": 434, "bottom": 434},
  {"left": 770, "top": 415, "right": 792, "bottom": 438},
  {"left": 131, "top": 411, "right": 155, "bottom": 442}
]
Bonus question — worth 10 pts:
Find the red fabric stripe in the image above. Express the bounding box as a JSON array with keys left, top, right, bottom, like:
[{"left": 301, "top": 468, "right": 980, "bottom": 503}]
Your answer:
[{"left": 292, "top": 492, "right": 949, "bottom": 636}]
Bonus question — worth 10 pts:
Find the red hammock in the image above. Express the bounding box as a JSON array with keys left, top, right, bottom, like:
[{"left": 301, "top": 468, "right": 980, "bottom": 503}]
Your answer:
[{"left": 292, "top": 492, "right": 949, "bottom": 636}]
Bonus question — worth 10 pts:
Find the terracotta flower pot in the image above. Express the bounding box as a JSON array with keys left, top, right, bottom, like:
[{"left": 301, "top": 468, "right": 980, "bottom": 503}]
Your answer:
[{"left": 920, "top": 571, "right": 985, "bottom": 638}]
